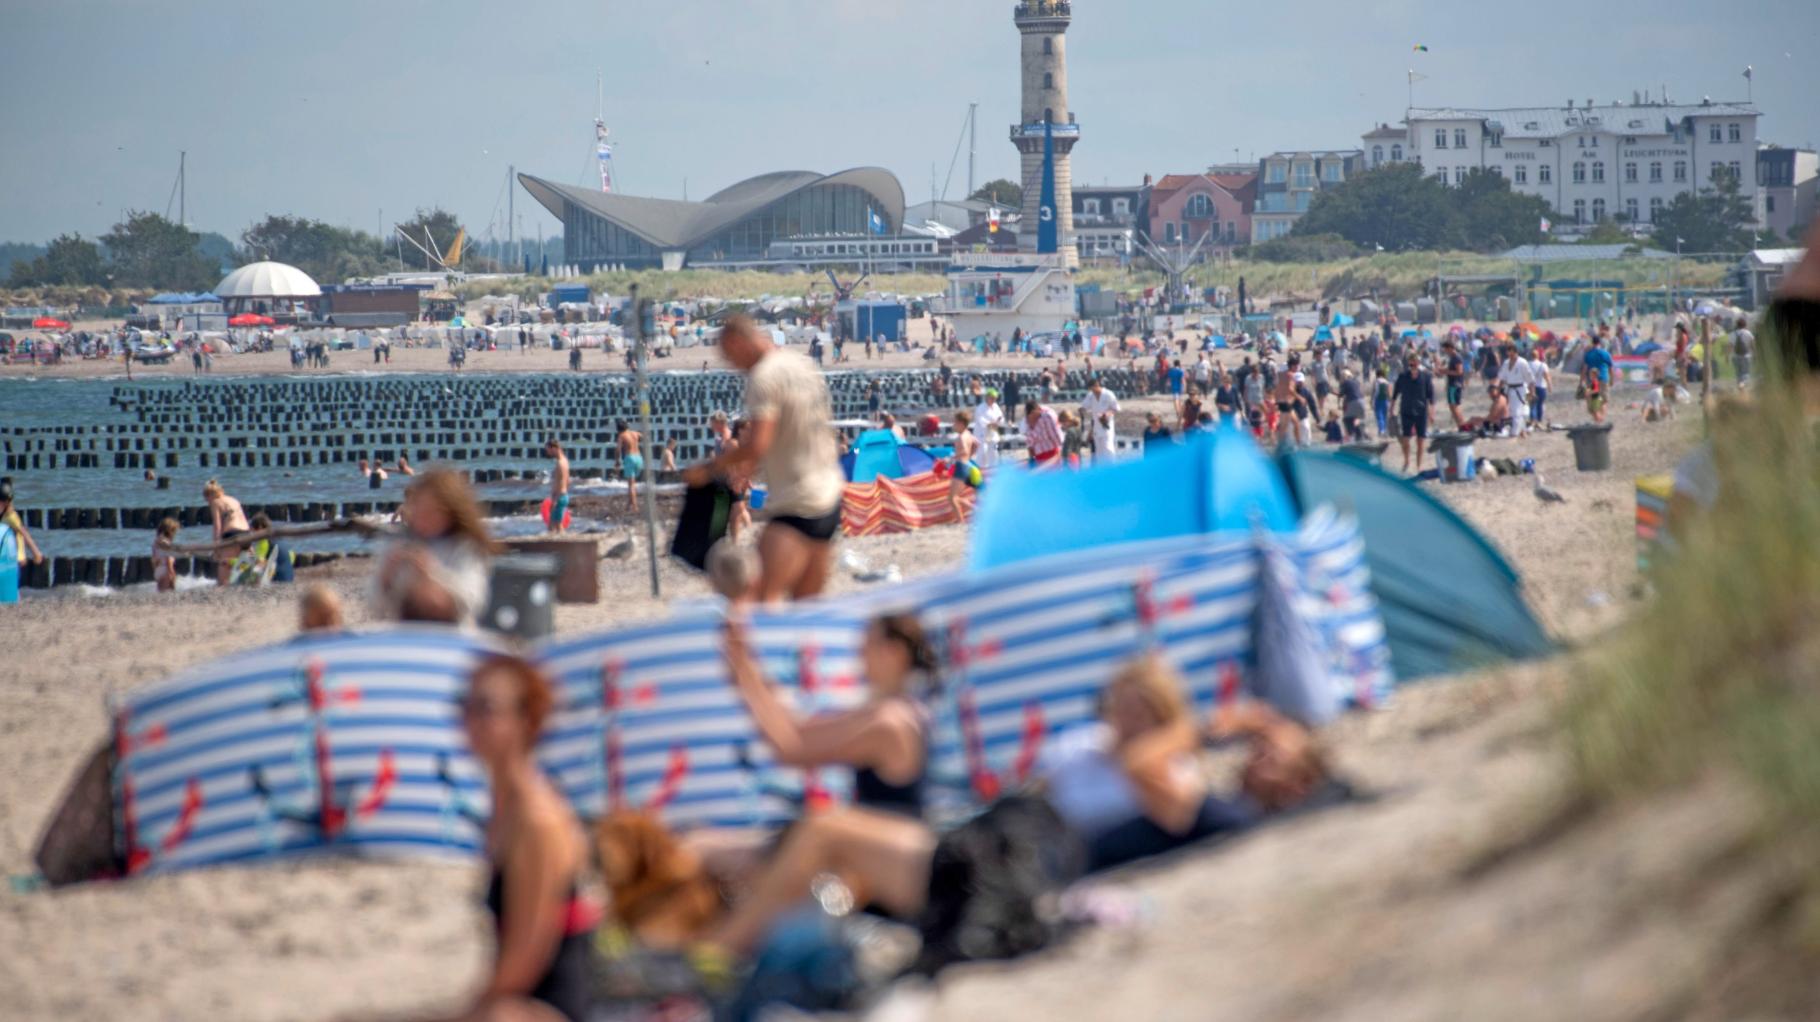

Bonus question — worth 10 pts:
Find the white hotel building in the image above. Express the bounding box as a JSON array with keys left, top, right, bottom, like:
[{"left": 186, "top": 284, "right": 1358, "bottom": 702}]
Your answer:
[{"left": 1365, "top": 100, "right": 1762, "bottom": 232}]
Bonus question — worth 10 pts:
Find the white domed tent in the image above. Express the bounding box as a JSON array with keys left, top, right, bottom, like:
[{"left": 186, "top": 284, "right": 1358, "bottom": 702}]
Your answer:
[{"left": 214, "top": 261, "right": 322, "bottom": 319}]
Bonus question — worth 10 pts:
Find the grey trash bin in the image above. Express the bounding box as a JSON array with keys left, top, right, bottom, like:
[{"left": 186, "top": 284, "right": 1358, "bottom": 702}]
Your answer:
[
  {"left": 1567, "top": 423, "right": 1613, "bottom": 472},
  {"left": 483, "top": 553, "right": 560, "bottom": 640}
]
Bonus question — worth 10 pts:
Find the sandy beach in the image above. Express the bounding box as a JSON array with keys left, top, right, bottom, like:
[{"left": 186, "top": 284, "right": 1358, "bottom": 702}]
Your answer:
[{"left": 1, "top": 353, "right": 1736, "bottom": 1021}]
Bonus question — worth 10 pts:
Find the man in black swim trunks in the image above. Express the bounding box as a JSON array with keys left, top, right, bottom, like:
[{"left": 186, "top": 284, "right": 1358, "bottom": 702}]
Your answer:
[
  {"left": 685, "top": 315, "right": 845, "bottom": 602},
  {"left": 1392, "top": 352, "right": 1437, "bottom": 474}
]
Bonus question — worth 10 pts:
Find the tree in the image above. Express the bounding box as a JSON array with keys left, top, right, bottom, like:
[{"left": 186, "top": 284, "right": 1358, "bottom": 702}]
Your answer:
[
  {"left": 7, "top": 233, "right": 106, "bottom": 287},
  {"left": 1651, "top": 170, "right": 1757, "bottom": 254},
  {"left": 1578, "top": 221, "right": 1634, "bottom": 246},
  {"left": 1294, "top": 163, "right": 1461, "bottom": 251},
  {"left": 969, "top": 179, "right": 1023, "bottom": 210},
  {"left": 240, "top": 215, "right": 388, "bottom": 283},
  {"left": 1452, "top": 168, "right": 1548, "bottom": 251},
  {"left": 100, "top": 211, "right": 217, "bottom": 290},
  {"left": 396, "top": 207, "right": 467, "bottom": 269}
]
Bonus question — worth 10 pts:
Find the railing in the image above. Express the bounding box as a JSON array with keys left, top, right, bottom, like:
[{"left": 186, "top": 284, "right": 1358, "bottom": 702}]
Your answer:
[{"left": 1014, "top": 1, "right": 1072, "bottom": 20}]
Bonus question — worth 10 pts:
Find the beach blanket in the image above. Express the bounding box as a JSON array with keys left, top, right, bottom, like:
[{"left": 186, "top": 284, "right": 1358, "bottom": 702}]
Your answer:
[{"left": 96, "top": 514, "right": 1391, "bottom": 875}]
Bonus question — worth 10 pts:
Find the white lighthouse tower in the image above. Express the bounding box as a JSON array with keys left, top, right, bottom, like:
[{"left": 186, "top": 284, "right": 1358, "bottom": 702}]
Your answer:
[{"left": 1012, "top": 1, "right": 1079, "bottom": 266}]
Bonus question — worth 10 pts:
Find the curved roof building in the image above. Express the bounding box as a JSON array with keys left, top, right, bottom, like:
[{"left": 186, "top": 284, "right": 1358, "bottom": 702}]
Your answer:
[{"left": 519, "top": 168, "right": 905, "bottom": 271}]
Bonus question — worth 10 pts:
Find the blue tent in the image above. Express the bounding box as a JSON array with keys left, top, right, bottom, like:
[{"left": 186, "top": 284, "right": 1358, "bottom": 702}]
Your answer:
[
  {"left": 841, "top": 429, "right": 937, "bottom": 483},
  {"left": 1313, "top": 326, "right": 1335, "bottom": 342},
  {"left": 970, "top": 428, "right": 1298, "bottom": 570},
  {"left": 1331, "top": 313, "right": 1356, "bottom": 327},
  {"left": 1275, "top": 450, "right": 1552, "bottom": 678}
]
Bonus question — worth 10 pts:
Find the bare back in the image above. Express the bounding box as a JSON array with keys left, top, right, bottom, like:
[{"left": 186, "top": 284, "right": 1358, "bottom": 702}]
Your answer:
[{"left": 550, "top": 454, "right": 570, "bottom": 497}]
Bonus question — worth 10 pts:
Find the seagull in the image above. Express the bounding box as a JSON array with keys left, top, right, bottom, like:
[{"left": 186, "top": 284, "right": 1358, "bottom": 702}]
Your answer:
[
  {"left": 603, "top": 537, "right": 635, "bottom": 560},
  {"left": 1532, "top": 473, "right": 1567, "bottom": 505}
]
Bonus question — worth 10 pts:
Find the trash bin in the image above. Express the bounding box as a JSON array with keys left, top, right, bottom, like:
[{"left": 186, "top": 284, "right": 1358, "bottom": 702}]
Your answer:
[
  {"left": 1338, "top": 442, "right": 1390, "bottom": 468},
  {"left": 483, "top": 553, "right": 560, "bottom": 640},
  {"left": 1429, "top": 432, "right": 1476, "bottom": 482},
  {"left": 1567, "top": 423, "right": 1613, "bottom": 472}
]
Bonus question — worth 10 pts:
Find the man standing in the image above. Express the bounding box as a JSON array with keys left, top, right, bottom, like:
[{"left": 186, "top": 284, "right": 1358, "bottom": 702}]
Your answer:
[
  {"left": 1080, "top": 376, "right": 1121, "bottom": 462},
  {"left": 971, "top": 387, "right": 1006, "bottom": 468},
  {"left": 1023, "top": 399, "right": 1063, "bottom": 469},
  {"left": 617, "top": 419, "right": 645, "bottom": 514},
  {"left": 1441, "top": 339, "right": 1467, "bottom": 429},
  {"left": 1499, "top": 346, "right": 1532, "bottom": 437},
  {"left": 1392, "top": 353, "right": 1436, "bottom": 474},
  {"left": 1581, "top": 335, "right": 1614, "bottom": 424},
  {"left": 685, "top": 316, "right": 845, "bottom": 603},
  {"left": 1732, "top": 323, "right": 1754, "bottom": 387},
  {"left": 544, "top": 439, "right": 571, "bottom": 534}
]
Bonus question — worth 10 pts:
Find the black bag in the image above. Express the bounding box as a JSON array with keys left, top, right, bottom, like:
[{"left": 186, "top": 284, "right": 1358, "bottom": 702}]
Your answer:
[
  {"left": 909, "top": 795, "right": 1087, "bottom": 976},
  {"left": 669, "top": 482, "right": 733, "bottom": 571}
]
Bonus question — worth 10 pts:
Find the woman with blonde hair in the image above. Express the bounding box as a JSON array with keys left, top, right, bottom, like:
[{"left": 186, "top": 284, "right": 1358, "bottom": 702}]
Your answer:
[
  {"left": 371, "top": 469, "right": 500, "bottom": 626},
  {"left": 203, "top": 479, "right": 250, "bottom": 586}
]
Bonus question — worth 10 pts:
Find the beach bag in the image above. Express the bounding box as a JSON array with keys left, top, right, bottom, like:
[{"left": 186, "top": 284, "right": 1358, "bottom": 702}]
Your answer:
[
  {"left": 669, "top": 482, "right": 733, "bottom": 571},
  {"left": 910, "top": 796, "right": 1086, "bottom": 976}
]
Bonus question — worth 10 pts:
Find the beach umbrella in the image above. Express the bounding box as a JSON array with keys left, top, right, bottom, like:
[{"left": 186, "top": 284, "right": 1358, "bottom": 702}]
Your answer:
[
  {"left": 1516, "top": 322, "right": 1541, "bottom": 336},
  {"left": 33, "top": 316, "right": 70, "bottom": 330},
  {"left": 229, "top": 313, "right": 275, "bottom": 327}
]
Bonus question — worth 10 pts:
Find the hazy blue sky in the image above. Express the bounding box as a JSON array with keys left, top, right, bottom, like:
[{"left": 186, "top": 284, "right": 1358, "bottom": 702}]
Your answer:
[{"left": 3, "top": 0, "right": 1815, "bottom": 244}]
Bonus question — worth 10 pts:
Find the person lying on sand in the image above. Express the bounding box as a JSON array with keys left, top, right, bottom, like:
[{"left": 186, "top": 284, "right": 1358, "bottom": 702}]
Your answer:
[{"left": 703, "top": 654, "right": 1333, "bottom": 958}]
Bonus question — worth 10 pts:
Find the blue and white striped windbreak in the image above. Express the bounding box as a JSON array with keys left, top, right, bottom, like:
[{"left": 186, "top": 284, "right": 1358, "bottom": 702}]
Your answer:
[{"left": 110, "top": 512, "right": 1391, "bottom": 874}]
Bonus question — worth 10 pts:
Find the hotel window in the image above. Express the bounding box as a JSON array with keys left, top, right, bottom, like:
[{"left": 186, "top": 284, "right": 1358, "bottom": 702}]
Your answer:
[
  {"left": 1577, "top": 136, "right": 1586, "bottom": 149},
  {"left": 1514, "top": 165, "right": 1527, "bottom": 184},
  {"left": 1186, "top": 194, "right": 1213, "bottom": 217},
  {"left": 1625, "top": 197, "right": 1638, "bottom": 221},
  {"left": 1488, "top": 131, "right": 1503, "bottom": 148},
  {"left": 1728, "top": 123, "right": 1741, "bottom": 143},
  {"left": 1538, "top": 139, "right": 1552, "bottom": 147},
  {"left": 1573, "top": 162, "right": 1586, "bottom": 183},
  {"left": 1767, "top": 195, "right": 1777, "bottom": 213},
  {"left": 1453, "top": 166, "right": 1466, "bottom": 185},
  {"left": 1164, "top": 222, "right": 1177, "bottom": 243},
  {"left": 1083, "top": 198, "right": 1101, "bottom": 216},
  {"left": 1674, "top": 160, "right": 1687, "bottom": 182},
  {"left": 1372, "top": 145, "right": 1384, "bottom": 165},
  {"left": 1591, "top": 161, "right": 1605, "bottom": 183},
  {"left": 1539, "top": 164, "right": 1552, "bottom": 184},
  {"left": 1434, "top": 129, "right": 1448, "bottom": 149},
  {"left": 1391, "top": 144, "right": 1403, "bottom": 161},
  {"left": 1625, "top": 162, "right": 1638, "bottom": 183},
  {"left": 1267, "top": 162, "right": 1286, "bottom": 183},
  {"left": 1650, "top": 161, "right": 1663, "bottom": 182},
  {"left": 1112, "top": 197, "right": 1129, "bottom": 215},
  {"left": 1592, "top": 198, "right": 1606, "bottom": 222},
  {"left": 1649, "top": 197, "right": 1664, "bottom": 220},
  {"left": 1293, "top": 162, "right": 1313, "bottom": 188},
  {"left": 1711, "top": 161, "right": 1726, "bottom": 182},
  {"left": 1709, "top": 124, "right": 1722, "bottom": 143},
  {"left": 1573, "top": 199, "right": 1586, "bottom": 224},
  {"left": 1434, "top": 167, "right": 1447, "bottom": 183},
  {"left": 1322, "top": 161, "right": 1342, "bottom": 182},
  {"left": 1729, "top": 160, "right": 1743, "bottom": 182},
  {"left": 1453, "top": 128, "right": 1467, "bottom": 148}
]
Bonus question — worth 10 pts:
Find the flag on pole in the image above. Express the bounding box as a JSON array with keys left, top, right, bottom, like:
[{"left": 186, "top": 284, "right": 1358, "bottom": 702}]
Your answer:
[
  {"left": 1539, "top": 217, "right": 1552, "bottom": 234},
  {"left": 988, "top": 206, "right": 1001, "bottom": 234},
  {"left": 1743, "top": 65, "right": 1753, "bottom": 80},
  {"left": 868, "top": 208, "right": 886, "bottom": 235},
  {"left": 1407, "top": 69, "right": 1428, "bottom": 84}
]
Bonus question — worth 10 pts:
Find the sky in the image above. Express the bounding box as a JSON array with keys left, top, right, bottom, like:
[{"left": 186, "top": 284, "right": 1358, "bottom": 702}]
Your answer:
[{"left": 2, "top": 0, "right": 1816, "bottom": 245}]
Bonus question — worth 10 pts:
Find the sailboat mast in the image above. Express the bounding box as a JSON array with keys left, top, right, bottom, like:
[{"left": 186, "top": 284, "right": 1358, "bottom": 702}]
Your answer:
[{"left": 179, "top": 151, "right": 186, "bottom": 227}]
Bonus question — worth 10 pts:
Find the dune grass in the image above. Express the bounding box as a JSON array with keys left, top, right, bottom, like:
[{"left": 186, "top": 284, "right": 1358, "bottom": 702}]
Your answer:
[{"left": 1561, "top": 343, "right": 1820, "bottom": 927}]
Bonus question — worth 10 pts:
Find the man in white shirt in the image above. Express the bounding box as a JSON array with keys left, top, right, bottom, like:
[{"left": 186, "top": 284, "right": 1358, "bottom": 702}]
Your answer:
[
  {"left": 1498, "top": 348, "right": 1533, "bottom": 436},
  {"left": 1080, "top": 377, "right": 1121, "bottom": 461},
  {"left": 1194, "top": 354, "right": 1213, "bottom": 390},
  {"left": 1527, "top": 351, "right": 1551, "bottom": 426},
  {"left": 971, "top": 388, "right": 1005, "bottom": 468}
]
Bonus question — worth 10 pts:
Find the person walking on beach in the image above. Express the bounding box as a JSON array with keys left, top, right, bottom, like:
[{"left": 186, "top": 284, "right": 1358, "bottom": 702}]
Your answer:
[
  {"left": 1024, "top": 399, "right": 1063, "bottom": 469},
  {"left": 1581, "top": 335, "right": 1614, "bottom": 424},
  {"left": 202, "top": 480, "right": 250, "bottom": 586},
  {"left": 971, "top": 387, "right": 1005, "bottom": 469},
  {"left": 1081, "top": 376, "right": 1121, "bottom": 462},
  {"left": 685, "top": 315, "right": 845, "bottom": 603},
  {"left": 545, "top": 439, "right": 571, "bottom": 534},
  {"left": 1528, "top": 349, "right": 1551, "bottom": 427},
  {"left": 1392, "top": 353, "right": 1436, "bottom": 474},
  {"left": 616, "top": 420, "right": 644, "bottom": 515},
  {"left": 1441, "top": 339, "right": 1467, "bottom": 429}
]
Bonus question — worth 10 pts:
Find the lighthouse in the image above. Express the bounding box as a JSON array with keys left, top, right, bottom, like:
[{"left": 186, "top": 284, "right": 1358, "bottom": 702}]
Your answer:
[{"left": 1012, "top": 1, "right": 1079, "bottom": 266}]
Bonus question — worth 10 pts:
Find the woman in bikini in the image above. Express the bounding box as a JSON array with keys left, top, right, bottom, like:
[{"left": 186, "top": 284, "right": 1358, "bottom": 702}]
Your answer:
[{"left": 203, "top": 480, "right": 250, "bottom": 586}]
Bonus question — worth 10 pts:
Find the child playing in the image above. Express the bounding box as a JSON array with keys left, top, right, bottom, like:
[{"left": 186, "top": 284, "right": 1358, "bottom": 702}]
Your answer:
[{"left": 152, "top": 518, "right": 180, "bottom": 592}]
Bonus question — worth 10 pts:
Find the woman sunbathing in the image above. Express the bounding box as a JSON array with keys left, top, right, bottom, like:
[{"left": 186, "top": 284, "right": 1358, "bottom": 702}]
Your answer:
[{"left": 707, "top": 655, "right": 1331, "bottom": 957}]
